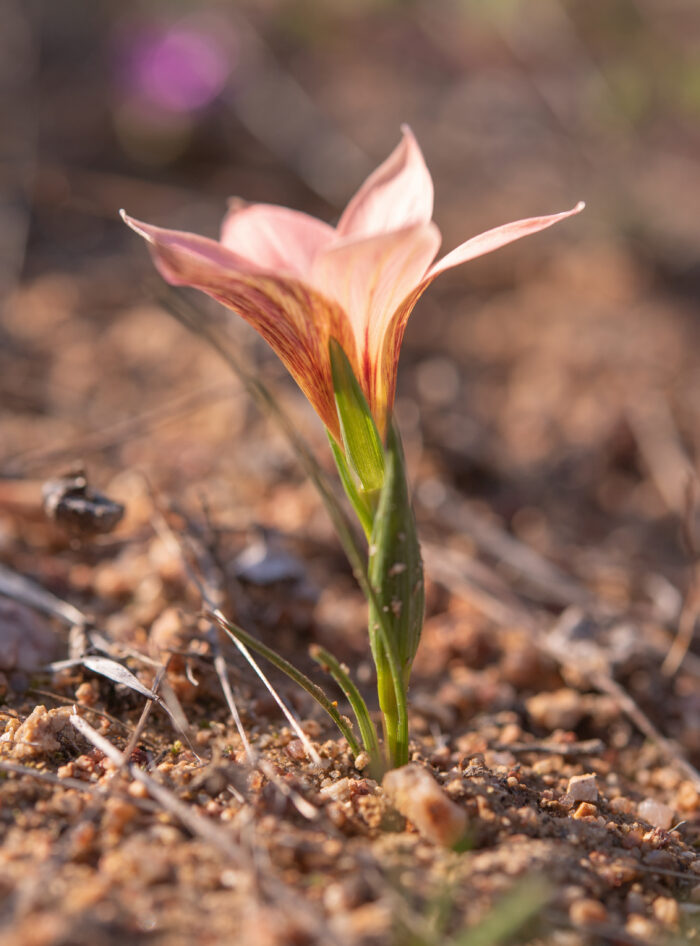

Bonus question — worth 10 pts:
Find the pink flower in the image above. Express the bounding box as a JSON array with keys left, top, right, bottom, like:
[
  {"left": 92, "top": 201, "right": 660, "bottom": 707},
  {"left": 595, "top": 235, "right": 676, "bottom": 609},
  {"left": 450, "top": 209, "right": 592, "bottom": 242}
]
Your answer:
[{"left": 122, "top": 127, "right": 583, "bottom": 440}]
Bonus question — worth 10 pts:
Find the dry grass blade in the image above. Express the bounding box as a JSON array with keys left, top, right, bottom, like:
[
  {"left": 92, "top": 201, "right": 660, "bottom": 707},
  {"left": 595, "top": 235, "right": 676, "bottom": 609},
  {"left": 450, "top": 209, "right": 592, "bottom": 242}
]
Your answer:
[
  {"left": 82, "top": 652, "right": 200, "bottom": 761},
  {"left": 257, "top": 760, "right": 319, "bottom": 821},
  {"left": 223, "top": 628, "right": 322, "bottom": 767},
  {"left": 81, "top": 656, "right": 158, "bottom": 701},
  {"left": 213, "top": 649, "right": 256, "bottom": 765}
]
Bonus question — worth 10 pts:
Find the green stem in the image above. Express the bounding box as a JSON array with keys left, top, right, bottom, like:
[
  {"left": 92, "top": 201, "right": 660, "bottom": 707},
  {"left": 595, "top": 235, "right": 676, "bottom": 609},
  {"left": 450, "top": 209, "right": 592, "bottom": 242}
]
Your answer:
[
  {"left": 210, "top": 609, "right": 361, "bottom": 756},
  {"left": 309, "top": 644, "right": 383, "bottom": 775}
]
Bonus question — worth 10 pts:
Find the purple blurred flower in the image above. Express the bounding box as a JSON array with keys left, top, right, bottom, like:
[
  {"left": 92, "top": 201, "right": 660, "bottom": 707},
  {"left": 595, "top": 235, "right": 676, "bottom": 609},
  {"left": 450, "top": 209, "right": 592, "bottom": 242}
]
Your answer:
[{"left": 118, "top": 18, "right": 232, "bottom": 114}]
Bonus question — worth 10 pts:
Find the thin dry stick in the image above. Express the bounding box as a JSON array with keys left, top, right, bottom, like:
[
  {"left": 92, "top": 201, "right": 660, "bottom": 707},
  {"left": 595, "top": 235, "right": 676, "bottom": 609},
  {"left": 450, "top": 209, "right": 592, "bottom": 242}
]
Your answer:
[
  {"left": 626, "top": 396, "right": 692, "bottom": 518},
  {"left": 0, "top": 759, "right": 104, "bottom": 794},
  {"left": 122, "top": 664, "right": 167, "bottom": 761},
  {"left": 492, "top": 739, "right": 605, "bottom": 758},
  {"left": 213, "top": 649, "right": 256, "bottom": 765}
]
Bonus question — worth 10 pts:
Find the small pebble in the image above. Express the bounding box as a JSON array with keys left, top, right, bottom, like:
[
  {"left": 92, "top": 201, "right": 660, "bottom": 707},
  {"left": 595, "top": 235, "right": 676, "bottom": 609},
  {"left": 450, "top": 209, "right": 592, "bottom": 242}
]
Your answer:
[
  {"left": 652, "top": 896, "right": 679, "bottom": 928},
  {"left": 382, "top": 764, "right": 467, "bottom": 847},
  {"left": 569, "top": 898, "right": 608, "bottom": 928},
  {"left": 354, "top": 751, "right": 370, "bottom": 772},
  {"left": 572, "top": 802, "right": 598, "bottom": 820},
  {"left": 567, "top": 774, "right": 598, "bottom": 802},
  {"left": 637, "top": 798, "right": 674, "bottom": 830},
  {"left": 675, "top": 781, "right": 699, "bottom": 812},
  {"left": 626, "top": 914, "right": 655, "bottom": 940},
  {"left": 526, "top": 689, "right": 584, "bottom": 731},
  {"left": 285, "top": 738, "right": 307, "bottom": 762},
  {"left": 609, "top": 796, "right": 635, "bottom": 816}
]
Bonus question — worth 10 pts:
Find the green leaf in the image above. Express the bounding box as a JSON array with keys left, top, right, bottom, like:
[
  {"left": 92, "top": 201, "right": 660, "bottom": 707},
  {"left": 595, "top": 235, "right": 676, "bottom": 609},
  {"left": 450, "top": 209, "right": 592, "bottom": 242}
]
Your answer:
[
  {"left": 327, "top": 432, "right": 374, "bottom": 539},
  {"left": 210, "top": 609, "right": 361, "bottom": 757},
  {"left": 369, "top": 422, "right": 424, "bottom": 676},
  {"left": 310, "top": 643, "right": 383, "bottom": 775},
  {"left": 329, "top": 338, "right": 385, "bottom": 493},
  {"left": 368, "top": 421, "right": 424, "bottom": 765}
]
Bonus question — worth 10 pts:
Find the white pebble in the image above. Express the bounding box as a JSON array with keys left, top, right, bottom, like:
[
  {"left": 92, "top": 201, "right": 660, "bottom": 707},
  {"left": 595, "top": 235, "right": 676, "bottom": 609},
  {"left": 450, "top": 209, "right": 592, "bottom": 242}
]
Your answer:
[
  {"left": 567, "top": 773, "right": 599, "bottom": 802},
  {"left": 638, "top": 798, "right": 674, "bottom": 830},
  {"left": 383, "top": 764, "right": 467, "bottom": 847}
]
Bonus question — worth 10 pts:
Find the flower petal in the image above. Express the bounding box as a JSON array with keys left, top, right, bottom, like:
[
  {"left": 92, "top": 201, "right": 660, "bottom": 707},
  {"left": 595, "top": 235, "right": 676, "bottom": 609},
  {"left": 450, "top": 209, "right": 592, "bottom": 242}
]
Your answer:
[
  {"left": 310, "top": 221, "right": 441, "bottom": 434},
  {"left": 426, "top": 202, "right": 586, "bottom": 279},
  {"left": 121, "top": 211, "right": 356, "bottom": 438},
  {"left": 335, "top": 126, "right": 434, "bottom": 240},
  {"left": 220, "top": 202, "right": 335, "bottom": 279},
  {"left": 374, "top": 202, "right": 586, "bottom": 428}
]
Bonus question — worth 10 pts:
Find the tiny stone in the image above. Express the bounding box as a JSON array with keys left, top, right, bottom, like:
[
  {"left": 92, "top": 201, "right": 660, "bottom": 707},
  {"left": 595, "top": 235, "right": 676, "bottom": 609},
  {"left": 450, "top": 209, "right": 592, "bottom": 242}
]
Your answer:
[
  {"left": 569, "top": 898, "right": 608, "bottom": 928},
  {"left": 354, "top": 751, "right": 370, "bottom": 772},
  {"left": 609, "top": 796, "right": 635, "bottom": 816},
  {"left": 572, "top": 802, "right": 598, "bottom": 820},
  {"left": 127, "top": 781, "right": 149, "bottom": 799},
  {"left": 626, "top": 891, "right": 646, "bottom": 915},
  {"left": 526, "top": 688, "right": 584, "bottom": 731},
  {"left": 567, "top": 773, "right": 598, "bottom": 802},
  {"left": 285, "top": 738, "right": 308, "bottom": 762},
  {"left": 642, "top": 849, "right": 676, "bottom": 869},
  {"left": 675, "top": 781, "right": 699, "bottom": 812},
  {"left": 626, "top": 914, "right": 655, "bottom": 940},
  {"left": 637, "top": 798, "right": 674, "bottom": 830},
  {"left": 652, "top": 896, "right": 679, "bottom": 928},
  {"left": 382, "top": 763, "right": 467, "bottom": 847},
  {"left": 75, "top": 680, "right": 99, "bottom": 707}
]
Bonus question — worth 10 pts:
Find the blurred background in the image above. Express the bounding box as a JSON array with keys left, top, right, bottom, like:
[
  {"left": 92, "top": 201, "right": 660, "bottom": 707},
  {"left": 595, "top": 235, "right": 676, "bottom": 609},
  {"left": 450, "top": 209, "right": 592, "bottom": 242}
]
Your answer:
[
  {"left": 3, "top": 8, "right": 700, "bottom": 938},
  {"left": 2, "top": 0, "right": 700, "bottom": 591}
]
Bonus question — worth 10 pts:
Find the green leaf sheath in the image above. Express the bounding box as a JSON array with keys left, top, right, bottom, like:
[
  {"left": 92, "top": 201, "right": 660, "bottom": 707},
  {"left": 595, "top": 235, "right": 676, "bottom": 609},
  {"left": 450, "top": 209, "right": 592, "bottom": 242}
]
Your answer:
[
  {"left": 329, "top": 338, "right": 385, "bottom": 493},
  {"left": 368, "top": 421, "right": 425, "bottom": 765}
]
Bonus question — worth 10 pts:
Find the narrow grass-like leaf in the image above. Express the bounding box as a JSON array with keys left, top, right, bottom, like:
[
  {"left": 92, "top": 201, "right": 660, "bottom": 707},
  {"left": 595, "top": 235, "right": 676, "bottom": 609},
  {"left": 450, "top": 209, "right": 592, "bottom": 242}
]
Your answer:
[
  {"left": 210, "top": 608, "right": 361, "bottom": 756},
  {"left": 82, "top": 656, "right": 158, "bottom": 701},
  {"left": 309, "top": 643, "right": 382, "bottom": 773}
]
